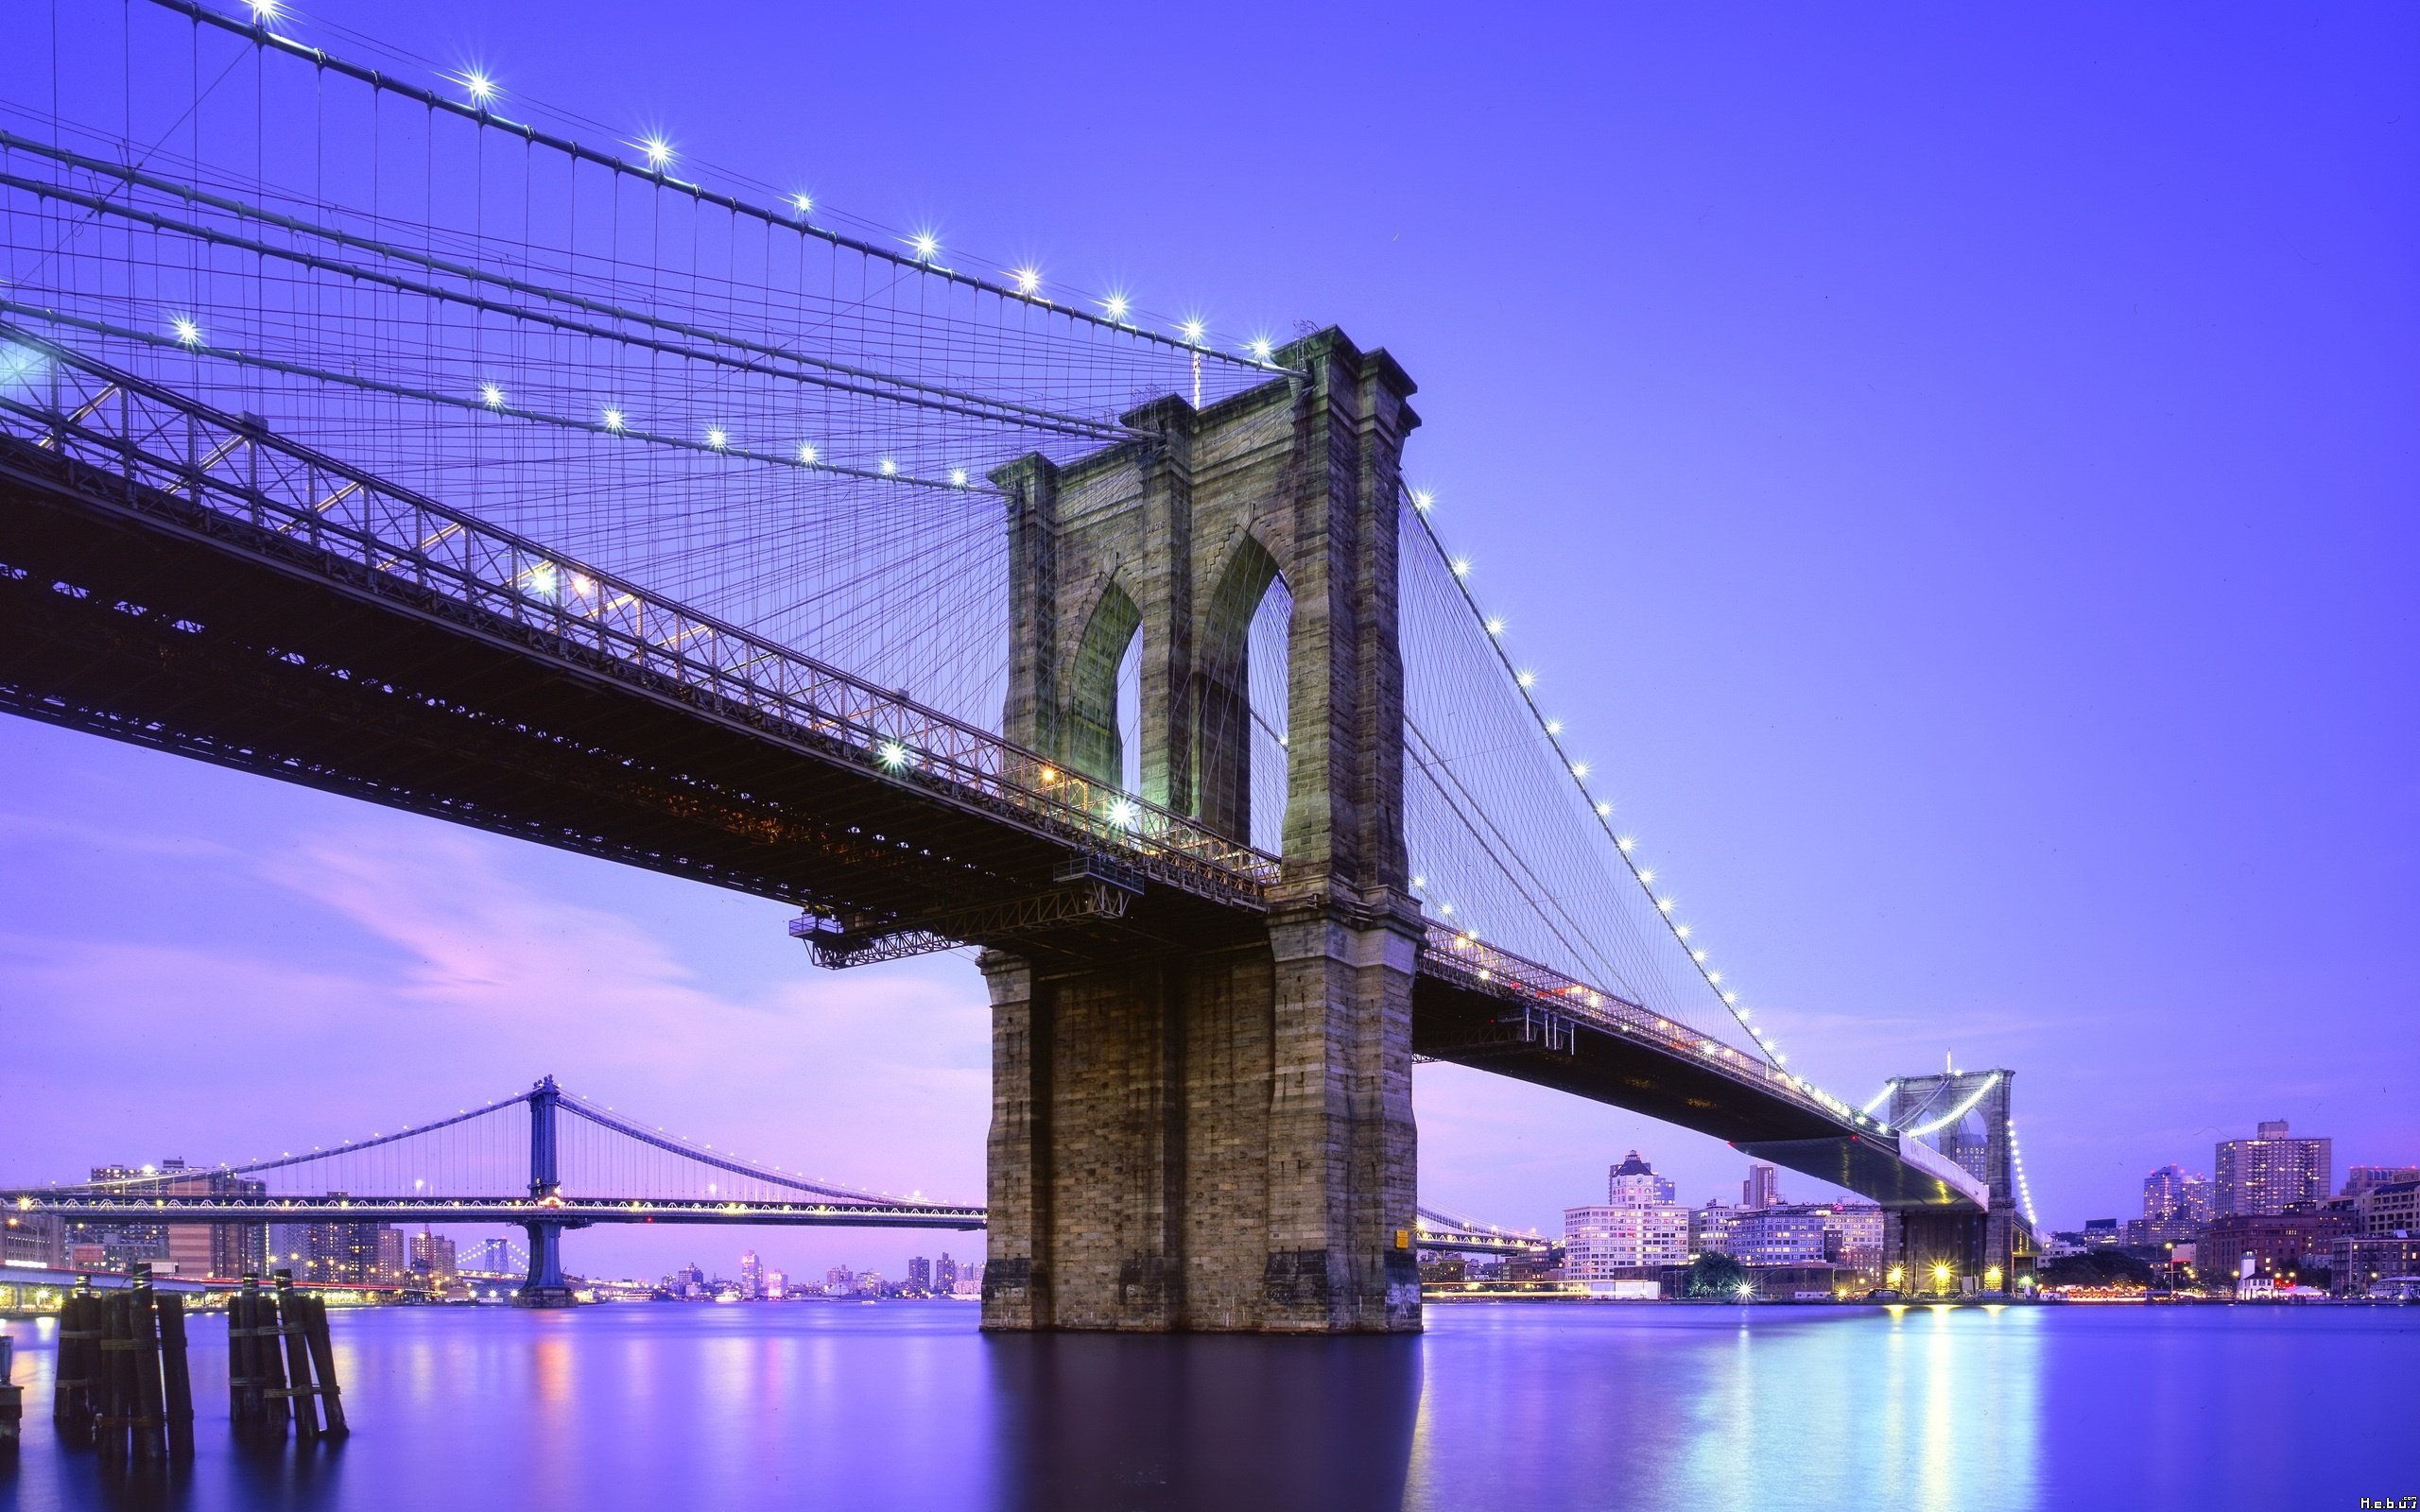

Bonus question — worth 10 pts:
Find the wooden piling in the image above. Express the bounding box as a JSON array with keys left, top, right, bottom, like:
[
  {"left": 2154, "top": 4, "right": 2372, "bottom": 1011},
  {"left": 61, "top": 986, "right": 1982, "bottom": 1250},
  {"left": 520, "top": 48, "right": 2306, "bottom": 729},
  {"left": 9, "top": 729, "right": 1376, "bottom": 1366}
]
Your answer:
[
  {"left": 127, "top": 1276, "right": 168, "bottom": 1461},
  {"left": 157, "top": 1293, "right": 195, "bottom": 1460},
  {"left": 52, "top": 1290, "right": 95, "bottom": 1447},
  {"left": 94, "top": 1290, "right": 130, "bottom": 1463},
  {"left": 273, "top": 1273, "right": 320, "bottom": 1439},
  {"left": 227, "top": 1283, "right": 253, "bottom": 1435},
  {"left": 300, "top": 1296, "right": 346, "bottom": 1437},
  {"left": 1, "top": 1335, "right": 20, "bottom": 1453},
  {"left": 253, "top": 1287, "right": 291, "bottom": 1439}
]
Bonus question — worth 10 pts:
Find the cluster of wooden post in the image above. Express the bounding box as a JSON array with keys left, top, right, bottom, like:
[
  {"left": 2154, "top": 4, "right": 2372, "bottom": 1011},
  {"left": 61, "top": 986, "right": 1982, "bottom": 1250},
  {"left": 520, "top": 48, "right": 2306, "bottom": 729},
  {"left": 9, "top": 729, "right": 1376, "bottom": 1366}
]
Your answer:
[
  {"left": 2, "top": 1335, "right": 22, "bottom": 1451},
  {"left": 226, "top": 1271, "right": 347, "bottom": 1443},
  {"left": 48, "top": 1264, "right": 195, "bottom": 1461}
]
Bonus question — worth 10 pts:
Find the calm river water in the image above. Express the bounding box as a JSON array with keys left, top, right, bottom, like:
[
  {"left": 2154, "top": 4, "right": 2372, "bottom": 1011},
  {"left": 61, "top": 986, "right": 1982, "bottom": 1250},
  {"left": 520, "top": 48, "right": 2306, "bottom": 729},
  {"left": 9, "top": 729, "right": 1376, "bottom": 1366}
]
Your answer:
[{"left": 2, "top": 1300, "right": 2411, "bottom": 1510}]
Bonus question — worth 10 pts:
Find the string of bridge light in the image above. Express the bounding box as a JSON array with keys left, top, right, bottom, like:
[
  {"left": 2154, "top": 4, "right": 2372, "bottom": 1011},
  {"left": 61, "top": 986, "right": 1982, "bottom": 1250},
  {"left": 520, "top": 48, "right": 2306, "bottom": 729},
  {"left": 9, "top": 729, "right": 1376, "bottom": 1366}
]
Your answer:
[
  {"left": 2006, "top": 1120, "right": 2043, "bottom": 1228},
  {"left": 1405, "top": 485, "right": 1878, "bottom": 1132},
  {"left": 181, "top": 0, "right": 1296, "bottom": 373},
  {"left": 31, "top": 302, "right": 998, "bottom": 494}
]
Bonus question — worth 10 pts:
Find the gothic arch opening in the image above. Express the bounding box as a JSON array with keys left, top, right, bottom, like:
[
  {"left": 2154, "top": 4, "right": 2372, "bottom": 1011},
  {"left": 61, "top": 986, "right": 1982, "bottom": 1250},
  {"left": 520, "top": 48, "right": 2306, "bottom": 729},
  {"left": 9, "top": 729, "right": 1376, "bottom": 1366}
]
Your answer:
[
  {"left": 1198, "top": 536, "right": 1289, "bottom": 851},
  {"left": 1065, "top": 580, "right": 1140, "bottom": 791}
]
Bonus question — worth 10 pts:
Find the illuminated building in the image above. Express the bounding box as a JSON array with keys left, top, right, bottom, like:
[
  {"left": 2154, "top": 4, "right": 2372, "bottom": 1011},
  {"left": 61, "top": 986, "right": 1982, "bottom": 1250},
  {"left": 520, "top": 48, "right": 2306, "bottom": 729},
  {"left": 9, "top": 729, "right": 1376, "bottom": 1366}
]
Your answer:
[
  {"left": 2215, "top": 1120, "right": 2332, "bottom": 1216},
  {"left": 1609, "top": 1151, "right": 1676, "bottom": 1206},
  {"left": 2126, "top": 1163, "right": 2203, "bottom": 1246},
  {"left": 2, "top": 1212, "right": 64, "bottom": 1269},
  {"left": 2342, "top": 1166, "right": 2420, "bottom": 1200},
  {"left": 1689, "top": 1201, "right": 1737, "bottom": 1258},
  {"left": 1564, "top": 1151, "right": 1689, "bottom": 1276},
  {"left": 908, "top": 1256, "right": 932, "bottom": 1294},
  {"left": 2359, "top": 1179, "right": 2418, "bottom": 1236},
  {"left": 410, "top": 1229, "right": 457, "bottom": 1280},
  {"left": 739, "top": 1250, "right": 765, "bottom": 1300},
  {"left": 935, "top": 1252, "right": 959, "bottom": 1296},
  {"left": 2202, "top": 1206, "right": 2355, "bottom": 1282},
  {"left": 1728, "top": 1207, "right": 1828, "bottom": 1267},
  {"left": 1741, "top": 1160, "right": 1782, "bottom": 1211}
]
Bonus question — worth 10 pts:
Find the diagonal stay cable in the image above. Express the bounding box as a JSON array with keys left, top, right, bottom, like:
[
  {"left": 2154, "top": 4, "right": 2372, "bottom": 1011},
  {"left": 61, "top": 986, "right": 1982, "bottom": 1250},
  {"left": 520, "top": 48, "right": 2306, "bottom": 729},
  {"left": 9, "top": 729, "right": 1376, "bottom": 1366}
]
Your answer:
[
  {"left": 147, "top": 0, "right": 1296, "bottom": 377},
  {"left": 1, "top": 131, "right": 1142, "bottom": 442},
  {"left": 0, "top": 298, "right": 994, "bottom": 492},
  {"left": 1406, "top": 717, "right": 1646, "bottom": 1005},
  {"left": 0, "top": 168, "right": 1130, "bottom": 444}
]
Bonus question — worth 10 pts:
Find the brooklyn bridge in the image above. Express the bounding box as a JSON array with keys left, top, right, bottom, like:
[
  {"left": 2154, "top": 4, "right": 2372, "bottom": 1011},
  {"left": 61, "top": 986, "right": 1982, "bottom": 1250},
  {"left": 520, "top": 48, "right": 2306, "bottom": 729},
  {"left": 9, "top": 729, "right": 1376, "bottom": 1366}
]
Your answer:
[{"left": 0, "top": 0, "right": 2031, "bottom": 1331}]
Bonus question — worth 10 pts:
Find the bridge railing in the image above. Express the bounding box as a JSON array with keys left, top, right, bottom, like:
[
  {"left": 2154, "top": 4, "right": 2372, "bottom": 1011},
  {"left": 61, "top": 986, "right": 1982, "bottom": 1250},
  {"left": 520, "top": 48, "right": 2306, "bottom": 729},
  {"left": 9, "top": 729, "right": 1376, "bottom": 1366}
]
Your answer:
[
  {"left": 1419, "top": 921, "right": 1872, "bottom": 1131},
  {"left": 0, "top": 328, "right": 1278, "bottom": 905}
]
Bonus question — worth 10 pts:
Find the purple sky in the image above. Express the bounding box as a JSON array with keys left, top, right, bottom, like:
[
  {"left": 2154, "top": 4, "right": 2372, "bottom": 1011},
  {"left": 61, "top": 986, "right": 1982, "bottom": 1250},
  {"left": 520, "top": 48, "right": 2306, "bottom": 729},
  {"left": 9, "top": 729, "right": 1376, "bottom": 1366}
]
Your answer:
[{"left": 4, "top": 2, "right": 2414, "bottom": 1280}]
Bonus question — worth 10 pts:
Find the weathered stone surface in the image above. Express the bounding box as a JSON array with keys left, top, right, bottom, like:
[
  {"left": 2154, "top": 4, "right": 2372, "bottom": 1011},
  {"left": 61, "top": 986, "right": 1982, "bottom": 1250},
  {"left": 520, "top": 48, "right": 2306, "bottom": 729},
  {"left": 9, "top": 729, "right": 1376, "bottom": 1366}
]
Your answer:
[{"left": 981, "top": 330, "right": 1423, "bottom": 1332}]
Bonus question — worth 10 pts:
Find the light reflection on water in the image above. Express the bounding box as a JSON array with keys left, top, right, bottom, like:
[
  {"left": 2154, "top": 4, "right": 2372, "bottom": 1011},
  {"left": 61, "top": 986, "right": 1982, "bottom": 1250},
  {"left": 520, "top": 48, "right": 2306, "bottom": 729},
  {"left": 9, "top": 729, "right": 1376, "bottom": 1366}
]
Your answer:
[{"left": 0, "top": 1300, "right": 2408, "bottom": 1511}]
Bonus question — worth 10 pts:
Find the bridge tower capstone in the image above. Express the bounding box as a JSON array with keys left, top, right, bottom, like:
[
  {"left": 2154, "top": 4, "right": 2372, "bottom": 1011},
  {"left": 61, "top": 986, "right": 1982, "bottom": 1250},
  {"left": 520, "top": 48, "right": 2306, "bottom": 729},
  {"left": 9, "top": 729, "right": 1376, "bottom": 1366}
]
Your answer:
[{"left": 981, "top": 328, "right": 1424, "bottom": 1332}]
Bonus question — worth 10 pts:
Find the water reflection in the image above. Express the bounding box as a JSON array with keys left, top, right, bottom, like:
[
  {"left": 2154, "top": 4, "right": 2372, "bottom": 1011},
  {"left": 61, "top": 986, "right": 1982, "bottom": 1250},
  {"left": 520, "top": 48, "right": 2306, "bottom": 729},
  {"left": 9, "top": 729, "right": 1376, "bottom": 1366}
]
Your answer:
[
  {"left": 1404, "top": 1302, "right": 2045, "bottom": 1512},
  {"left": 988, "top": 1332, "right": 1421, "bottom": 1512},
  {"left": 0, "top": 1302, "right": 2405, "bottom": 1512}
]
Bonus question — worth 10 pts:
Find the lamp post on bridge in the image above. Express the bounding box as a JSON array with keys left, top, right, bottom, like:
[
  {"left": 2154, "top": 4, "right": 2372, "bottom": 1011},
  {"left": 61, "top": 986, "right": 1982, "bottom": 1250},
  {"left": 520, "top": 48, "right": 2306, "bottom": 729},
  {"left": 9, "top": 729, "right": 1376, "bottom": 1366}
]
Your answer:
[{"left": 517, "top": 1075, "right": 577, "bottom": 1309}]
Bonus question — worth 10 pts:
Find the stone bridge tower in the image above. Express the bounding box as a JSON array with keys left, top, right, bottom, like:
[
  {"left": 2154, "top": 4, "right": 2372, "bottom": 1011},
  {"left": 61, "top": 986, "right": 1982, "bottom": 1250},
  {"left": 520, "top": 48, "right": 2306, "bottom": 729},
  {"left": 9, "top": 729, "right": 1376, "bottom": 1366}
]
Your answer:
[{"left": 979, "top": 329, "right": 1424, "bottom": 1332}]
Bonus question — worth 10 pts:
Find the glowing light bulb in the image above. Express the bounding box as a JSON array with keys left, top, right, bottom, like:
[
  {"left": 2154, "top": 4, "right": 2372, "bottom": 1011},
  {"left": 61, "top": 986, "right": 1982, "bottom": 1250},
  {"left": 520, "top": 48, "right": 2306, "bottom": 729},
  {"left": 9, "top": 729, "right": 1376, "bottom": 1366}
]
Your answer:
[
  {"left": 480, "top": 382, "right": 506, "bottom": 408},
  {"left": 792, "top": 193, "right": 814, "bottom": 217},
  {"left": 877, "top": 741, "right": 910, "bottom": 769},
  {"left": 1707, "top": 971, "right": 1722, "bottom": 984},
  {"left": 909, "top": 231, "right": 941, "bottom": 262},
  {"left": 950, "top": 468, "right": 969, "bottom": 488},
  {"left": 602, "top": 407, "right": 625, "bottom": 431},
  {"left": 1411, "top": 875, "right": 1426, "bottom": 889},
  {"left": 879, "top": 458, "right": 898, "bottom": 476},
  {"left": 170, "top": 316, "right": 202, "bottom": 346},
  {"left": 641, "top": 136, "right": 672, "bottom": 170},
  {"left": 1655, "top": 897, "right": 1675, "bottom": 914},
  {"left": 463, "top": 71, "right": 495, "bottom": 105},
  {"left": 1249, "top": 336, "right": 1274, "bottom": 361},
  {"left": 1181, "top": 318, "right": 1206, "bottom": 344},
  {"left": 1691, "top": 949, "right": 1707, "bottom": 963},
  {"left": 1451, "top": 558, "right": 1472, "bottom": 576},
  {"left": 1595, "top": 800, "right": 1612, "bottom": 816},
  {"left": 1013, "top": 266, "right": 1042, "bottom": 296},
  {"left": 706, "top": 427, "right": 728, "bottom": 450},
  {"left": 1675, "top": 924, "right": 1692, "bottom": 939},
  {"left": 1485, "top": 617, "right": 1506, "bottom": 636},
  {"left": 1570, "top": 761, "right": 1589, "bottom": 778},
  {"left": 798, "top": 443, "right": 818, "bottom": 464},
  {"left": 1545, "top": 719, "right": 1564, "bottom": 735},
  {"left": 1515, "top": 670, "right": 1536, "bottom": 689},
  {"left": 1617, "top": 836, "right": 1636, "bottom": 852},
  {"left": 1103, "top": 293, "right": 1131, "bottom": 321},
  {"left": 1412, "top": 489, "right": 1435, "bottom": 510},
  {"left": 1637, "top": 868, "right": 1655, "bottom": 885},
  {"left": 247, "top": 0, "right": 278, "bottom": 21}
]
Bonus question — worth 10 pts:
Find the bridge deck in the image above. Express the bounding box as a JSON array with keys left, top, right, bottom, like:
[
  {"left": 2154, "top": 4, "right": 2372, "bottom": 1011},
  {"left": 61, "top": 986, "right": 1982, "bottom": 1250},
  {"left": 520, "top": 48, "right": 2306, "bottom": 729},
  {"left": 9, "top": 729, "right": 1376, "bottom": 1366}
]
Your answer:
[
  {"left": 1414, "top": 931, "right": 1986, "bottom": 1211},
  {"left": 5, "top": 1195, "right": 985, "bottom": 1229},
  {"left": 0, "top": 363, "right": 1271, "bottom": 964}
]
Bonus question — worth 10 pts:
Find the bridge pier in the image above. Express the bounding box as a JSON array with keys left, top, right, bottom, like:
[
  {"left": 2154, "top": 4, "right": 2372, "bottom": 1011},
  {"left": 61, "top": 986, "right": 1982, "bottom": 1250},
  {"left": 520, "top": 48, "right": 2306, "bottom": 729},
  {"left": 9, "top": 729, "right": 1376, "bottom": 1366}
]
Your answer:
[
  {"left": 982, "top": 329, "right": 1424, "bottom": 1334},
  {"left": 515, "top": 1221, "right": 576, "bottom": 1308},
  {"left": 980, "top": 891, "right": 1420, "bottom": 1332}
]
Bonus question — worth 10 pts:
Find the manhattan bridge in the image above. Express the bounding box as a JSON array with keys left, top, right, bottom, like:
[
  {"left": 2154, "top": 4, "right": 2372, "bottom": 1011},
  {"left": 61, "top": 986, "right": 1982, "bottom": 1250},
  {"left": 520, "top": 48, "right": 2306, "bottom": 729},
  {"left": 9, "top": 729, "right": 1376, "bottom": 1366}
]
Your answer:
[{"left": 0, "top": 0, "right": 2036, "bottom": 1330}]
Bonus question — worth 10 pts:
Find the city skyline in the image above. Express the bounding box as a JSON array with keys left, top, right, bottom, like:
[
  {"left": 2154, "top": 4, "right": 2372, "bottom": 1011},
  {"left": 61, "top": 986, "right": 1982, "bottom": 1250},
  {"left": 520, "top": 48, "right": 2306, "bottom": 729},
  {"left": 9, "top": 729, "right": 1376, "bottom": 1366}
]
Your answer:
[{"left": 2, "top": 0, "right": 2413, "bottom": 1272}]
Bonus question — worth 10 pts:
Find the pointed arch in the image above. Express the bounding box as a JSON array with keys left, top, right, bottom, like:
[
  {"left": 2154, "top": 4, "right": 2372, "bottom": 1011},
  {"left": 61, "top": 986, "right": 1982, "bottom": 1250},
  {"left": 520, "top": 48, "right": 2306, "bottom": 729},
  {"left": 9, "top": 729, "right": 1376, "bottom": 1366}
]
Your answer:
[
  {"left": 1064, "top": 577, "right": 1141, "bottom": 787},
  {"left": 1196, "top": 533, "right": 1286, "bottom": 844}
]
